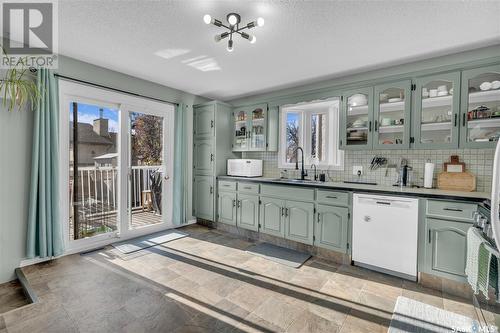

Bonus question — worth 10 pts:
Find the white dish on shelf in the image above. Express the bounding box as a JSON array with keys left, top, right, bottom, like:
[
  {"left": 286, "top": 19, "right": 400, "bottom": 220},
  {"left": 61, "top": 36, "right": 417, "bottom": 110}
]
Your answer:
[
  {"left": 480, "top": 82, "right": 492, "bottom": 91},
  {"left": 437, "top": 91, "right": 448, "bottom": 97},
  {"left": 388, "top": 97, "right": 402, "bottom": 103},
  {"left": 379, "top": 93, "right": 389, "bottom": 102},
  {"left": 349, "top": 94, "right": 367, "bottom": 107},
  {"left": 492, "top": 81, "right": 500, "bottom": 90}
]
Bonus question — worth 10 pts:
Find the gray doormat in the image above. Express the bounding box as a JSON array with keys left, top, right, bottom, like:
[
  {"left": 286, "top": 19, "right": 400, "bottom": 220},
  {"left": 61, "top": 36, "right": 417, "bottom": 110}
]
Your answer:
[
  {"left": 112, "top": 230, "right": 188, "bottom": 254},
  {"left": 246, "top": 243, "right": 311, "bottom": 268},
  {"left": 388, "top": 296, "right": 476, "bottom": 333}
]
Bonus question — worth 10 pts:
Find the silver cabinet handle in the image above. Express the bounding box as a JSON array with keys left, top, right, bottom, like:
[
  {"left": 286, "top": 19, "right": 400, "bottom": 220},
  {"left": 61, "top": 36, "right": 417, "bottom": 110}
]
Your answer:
[
  {"left": 281, "top": 207, "right": 284, "bottom": 216},
  {"left": 443, "top": 207, "right": 463, "bottom": 212},
  {"left": 237, "top": 200, "right": 241, "bottom": 208},
  {"left": 232, "top": 199, "right": 236, "bottom": 207},
  {"left": 210, "top": 186, "right": 213, "bottom": 194},
  {"left": 211, "top": 120, "right": 214, "bottom": 128},
  {"left": 317, "top": 213, "right": 321, "bottom": 223},
  {"left": 210, "top": 154, "right": 214, "bottom": 162},
  {"left": 285, "top": 208, "right": 289, "bottom": 217}
]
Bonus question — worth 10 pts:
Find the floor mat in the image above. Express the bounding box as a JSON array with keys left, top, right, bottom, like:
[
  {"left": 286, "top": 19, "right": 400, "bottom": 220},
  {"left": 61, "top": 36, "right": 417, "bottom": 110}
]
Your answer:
[
  {"left": 246, "top": 243, "right": 311, "bottom": 268},
  {"left": 112, "top": 230, "right": 188, "bottom": 254},
  {"left": 388, "top": 296, "right": 476, "bottom": 333}
]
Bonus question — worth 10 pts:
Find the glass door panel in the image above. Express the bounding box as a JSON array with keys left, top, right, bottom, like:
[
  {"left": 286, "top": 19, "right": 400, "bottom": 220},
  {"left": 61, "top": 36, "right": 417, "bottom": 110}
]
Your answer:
[
  {"left": 233, "top": 109, "right": 248, "bottom": 151},
  {"left": 461, "top": 65, "right": 500, "bottom": 147},
  {"left": 69, "top": 102, "right": 119, "bottom": 240},
  {"left": 129, "top": 112, "right": 166, "bottom": 230},
  {"left": 373, "top": 81, "right": 411, "bottom": 149},
  {"left": 414, "top": 72, "right": 460, "bottom": 149},
  {"left": 249, "top": 105, "right": 266, "bottom": 150},
  {"left": 342, "top": 87, "right": 373, "bottom": 149}
]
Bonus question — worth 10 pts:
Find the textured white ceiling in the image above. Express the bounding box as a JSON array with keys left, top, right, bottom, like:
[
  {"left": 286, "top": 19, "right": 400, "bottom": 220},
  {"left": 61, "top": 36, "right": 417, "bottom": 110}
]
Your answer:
[{"left": 58, "top": 1, "right": 500, "bottom": 101}]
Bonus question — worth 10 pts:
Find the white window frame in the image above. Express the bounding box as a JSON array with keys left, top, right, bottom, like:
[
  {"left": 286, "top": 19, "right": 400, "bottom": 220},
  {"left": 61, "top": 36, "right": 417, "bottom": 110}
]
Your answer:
[
  {"left": 278, "top": 98, "right": 344, "bottom": 170},
  {"left": 58, "top": 80, "right": 176, "bottom": 254}
]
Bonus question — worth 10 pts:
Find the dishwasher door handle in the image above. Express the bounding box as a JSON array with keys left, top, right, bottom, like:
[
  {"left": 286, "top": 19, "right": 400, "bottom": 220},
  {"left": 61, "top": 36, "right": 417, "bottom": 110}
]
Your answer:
[{"left": 376, "top": 201, "right": 391, "bottom": 205}]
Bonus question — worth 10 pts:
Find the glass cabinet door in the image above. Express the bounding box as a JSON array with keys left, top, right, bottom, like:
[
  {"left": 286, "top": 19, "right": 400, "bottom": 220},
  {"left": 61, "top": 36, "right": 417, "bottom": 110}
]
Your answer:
[
  {"left": 461, "top": 65, "right": 500, "bottom": 148},
  {"left": 233, "top": 109, "right": 248, "bottom": 151},
  {"left": 249, "top": 105, "right": 267, "bottom": 150},
  {"left": 413, "top": 72, "right": 460, "bottom": 149},
  {"left": 373, "top": 80, "right": 412, "bottom": 149},
  {"left": 341, "top": 87, "right": 374, "bottom": 150}
]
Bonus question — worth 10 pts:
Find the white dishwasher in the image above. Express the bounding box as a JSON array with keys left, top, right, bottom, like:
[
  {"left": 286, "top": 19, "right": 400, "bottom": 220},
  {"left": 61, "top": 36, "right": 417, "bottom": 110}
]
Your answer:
[{"left": 352, "top": 193, "right": 419, "bottom": 280}]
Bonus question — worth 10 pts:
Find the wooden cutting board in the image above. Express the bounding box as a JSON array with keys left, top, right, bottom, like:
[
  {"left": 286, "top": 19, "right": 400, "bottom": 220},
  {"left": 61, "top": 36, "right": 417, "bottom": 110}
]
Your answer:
[{"left": 437, "top": 171, "right": 476, "bottom": 192}]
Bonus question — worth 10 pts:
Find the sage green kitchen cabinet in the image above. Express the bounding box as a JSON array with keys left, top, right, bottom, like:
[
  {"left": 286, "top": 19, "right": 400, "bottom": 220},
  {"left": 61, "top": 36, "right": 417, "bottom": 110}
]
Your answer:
[
  {"left": 218, "top": 191, "right": 236, "bottom": 225},
  {"left": 460, "top": 64, "right": 500, "bottom": 148},
  {"left": 373, "top": 80, "right": 412, "bottom": 149},
  {"left": 260, "top": 196, "right": 285, "bottom": 237},
  {"left": 424, "top": 218, "right": 471, "bottom": 281},
  {"left": 316, "top": 204, "right": 349, "bottom": 252},
  {"left": 237, "top": 194, "right": 259, "bottom": 231},
  {"left": 413, "top": 72, "right": 461, "bottom": 149},
  {"left": 232, "top": 103, "right": 278, "bottom": 152},
  {"left": 193, "top": 175, "right": 214, "bottom": 221},
  {"left": 285, "top": 200, "right": 314, "bottom": 245},
  {"left": 193, "top": 139, "right": 213, "bottom": 175},
  {"left": 194, "top": 104, "right": 215, "bottom": 138},
  {"left": 340, "top": 86, "right": 374, "bottom": 150},
  {"left": 193, "top": 101, "right": 237, "bottom": 221}
]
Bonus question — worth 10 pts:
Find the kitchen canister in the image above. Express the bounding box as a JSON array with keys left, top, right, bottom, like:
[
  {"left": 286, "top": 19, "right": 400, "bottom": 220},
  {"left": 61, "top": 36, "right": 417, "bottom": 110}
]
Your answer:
[{"left": 424, "top": 159, "right": 435, "bottom": 189}]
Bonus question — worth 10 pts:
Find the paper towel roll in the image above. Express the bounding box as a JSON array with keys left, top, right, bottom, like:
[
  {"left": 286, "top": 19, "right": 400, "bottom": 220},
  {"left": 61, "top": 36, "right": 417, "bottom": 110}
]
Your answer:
[{"left": 424, "top": 162, "right": 435, "bottom": 188}]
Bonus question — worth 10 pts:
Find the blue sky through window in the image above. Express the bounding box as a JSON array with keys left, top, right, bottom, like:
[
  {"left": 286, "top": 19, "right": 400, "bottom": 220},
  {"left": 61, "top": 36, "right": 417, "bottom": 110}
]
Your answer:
[{"left": 69, "top": 102, "right": 119, "bottom": 133}]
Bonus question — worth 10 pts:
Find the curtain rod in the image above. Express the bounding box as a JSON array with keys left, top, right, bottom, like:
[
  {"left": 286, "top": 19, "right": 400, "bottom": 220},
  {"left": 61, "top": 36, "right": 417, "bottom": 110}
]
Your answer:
[{"left": 54, "top": 73, "right": 179, "bottom": 106}]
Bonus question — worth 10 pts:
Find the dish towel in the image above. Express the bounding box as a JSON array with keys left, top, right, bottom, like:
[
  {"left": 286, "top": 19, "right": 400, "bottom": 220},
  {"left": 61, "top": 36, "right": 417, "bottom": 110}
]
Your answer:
[{"left": 465, "top": 227, "right": 486, "bottom": 294}]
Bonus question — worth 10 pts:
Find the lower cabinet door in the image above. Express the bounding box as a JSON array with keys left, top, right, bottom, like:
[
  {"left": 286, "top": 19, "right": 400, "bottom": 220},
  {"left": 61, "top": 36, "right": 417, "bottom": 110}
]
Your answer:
[
  {"left": 218, "top": 191, "right": 236, "bottom": 225},
  {"left": 237, "top": 194, "right": 259, "bottom": 231},
  {"left": 260, "top": 196, "right": 285, "bottom": 237},
  {"left": 425, "top": 218, "right": 471, "bottom": 281},
  {"left": 285, "top": 200, "right": 314, "bottom": 245},
  {"left": 315, "top": 204, "right": 348, "bottom": 252},
  {"left": 193, "top": 176, "right": 214, "bottom": 220}
]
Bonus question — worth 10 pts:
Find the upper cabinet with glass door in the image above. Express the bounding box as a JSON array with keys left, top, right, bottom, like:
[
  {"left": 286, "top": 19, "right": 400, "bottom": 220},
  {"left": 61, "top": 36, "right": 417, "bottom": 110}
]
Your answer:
[
  {"left": 373, "top": 80, "right": 412, "bottom": 149},
  {"left": 340, "top": 87, "right": 374, "bottom": 150},
  {"left": 460, "top": 65, "right": 500, "bottom": 148},
  {"left": 232, "top": 103, "right": 268, "bottom": 151},
  {"left": 413, "top": 72, "right": 461, "bottom": 149}
]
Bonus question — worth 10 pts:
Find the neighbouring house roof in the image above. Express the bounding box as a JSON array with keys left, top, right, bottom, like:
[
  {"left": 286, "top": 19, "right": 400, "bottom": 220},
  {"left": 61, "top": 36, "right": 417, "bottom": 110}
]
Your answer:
[
  {"left": 94, "top": 153, "right": 118, "bottom": 160},
  {"left": 69, "top": 122, "right": 115, "bottom": 145}
]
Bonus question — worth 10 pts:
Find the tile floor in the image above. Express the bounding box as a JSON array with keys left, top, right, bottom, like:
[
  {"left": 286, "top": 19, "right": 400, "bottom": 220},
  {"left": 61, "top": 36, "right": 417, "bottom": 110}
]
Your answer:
[{"left": 2, "top": 224, "right": 500, "bottom": 333}]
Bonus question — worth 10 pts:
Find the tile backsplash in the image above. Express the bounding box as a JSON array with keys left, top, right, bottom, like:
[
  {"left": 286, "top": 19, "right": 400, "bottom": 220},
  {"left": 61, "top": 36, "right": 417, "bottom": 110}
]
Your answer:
[{"left": 242, "top": 149, "right": 494, "bottom": 192}]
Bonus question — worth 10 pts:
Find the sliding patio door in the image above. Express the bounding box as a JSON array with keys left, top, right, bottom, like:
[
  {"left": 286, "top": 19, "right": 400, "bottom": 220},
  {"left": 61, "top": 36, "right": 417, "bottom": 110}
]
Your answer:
[
  {"left": 59, "top": 80, "right": 175, "bottom": 251},
  {"left": 122, "top": 109, "right": 172, "bottom": 238}
]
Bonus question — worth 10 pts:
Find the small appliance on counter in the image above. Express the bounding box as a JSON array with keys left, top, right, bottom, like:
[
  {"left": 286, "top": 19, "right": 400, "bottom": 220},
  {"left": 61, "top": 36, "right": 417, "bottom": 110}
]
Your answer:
[{"left": 227, "top": 159, "right": 263, "bottom": 177}]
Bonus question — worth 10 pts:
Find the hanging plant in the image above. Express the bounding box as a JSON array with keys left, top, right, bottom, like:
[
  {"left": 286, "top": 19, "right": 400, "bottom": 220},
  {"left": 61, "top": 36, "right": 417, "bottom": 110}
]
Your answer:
[{"left": 0, "top": 46, "right": 41, "bottom": 112}]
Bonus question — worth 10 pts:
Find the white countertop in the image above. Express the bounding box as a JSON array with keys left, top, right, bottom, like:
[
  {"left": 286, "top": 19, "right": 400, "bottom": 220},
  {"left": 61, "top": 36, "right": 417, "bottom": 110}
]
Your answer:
[{"left": 217, "top": 176, "right": 490, "bottom": 201}]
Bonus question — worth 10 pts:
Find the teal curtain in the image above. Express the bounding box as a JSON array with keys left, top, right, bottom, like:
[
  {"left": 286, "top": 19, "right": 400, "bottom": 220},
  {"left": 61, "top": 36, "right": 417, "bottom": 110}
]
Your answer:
[
  {"left": 26, "top": 69, "right": 64, "bottom": 258},
  {"left": 172, "top": 103, "right": 187, "bottom": 225}
]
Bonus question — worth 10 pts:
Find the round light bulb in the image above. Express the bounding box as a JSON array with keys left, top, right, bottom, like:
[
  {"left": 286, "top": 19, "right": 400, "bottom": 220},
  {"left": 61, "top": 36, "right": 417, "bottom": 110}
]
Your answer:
[
  {"left": 227, "top": 40, "right": 234, "bottom": 52},
  {"left": 257, "top": 17, "right": 265, "bottom": 27},
  {"left": 250, "top": 35, "right": 257, "bottom": 44},
  {"left": 203, "top": 14, "right": 212, "bottom": 24},
  {"left": 214, "top": 34, "right": 222, "bottom": 42},
  {"left": 228, "top": 14, "right": 238, "bottom": 26}
]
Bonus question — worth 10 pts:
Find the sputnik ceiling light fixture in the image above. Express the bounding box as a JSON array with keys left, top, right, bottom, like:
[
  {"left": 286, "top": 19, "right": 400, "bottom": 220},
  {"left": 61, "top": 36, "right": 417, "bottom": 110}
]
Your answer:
[{"left": 203, "top": 13, "right": 264, "bottom": 52}]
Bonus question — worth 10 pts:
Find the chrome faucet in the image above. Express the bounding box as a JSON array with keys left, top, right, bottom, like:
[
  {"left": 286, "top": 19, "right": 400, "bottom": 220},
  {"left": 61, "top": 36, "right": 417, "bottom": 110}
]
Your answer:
[
  {"left": 295, "top": 147, "right": 308, "bottom": 180},
  {"left": 311, "top": 164, "right": 318, "bottom": 181}
]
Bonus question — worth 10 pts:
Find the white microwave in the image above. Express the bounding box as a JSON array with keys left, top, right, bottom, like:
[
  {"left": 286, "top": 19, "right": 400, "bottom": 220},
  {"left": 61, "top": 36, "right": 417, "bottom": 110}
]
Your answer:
[{"left": 227, "top": 159, "right": 263, "bottom": 177}]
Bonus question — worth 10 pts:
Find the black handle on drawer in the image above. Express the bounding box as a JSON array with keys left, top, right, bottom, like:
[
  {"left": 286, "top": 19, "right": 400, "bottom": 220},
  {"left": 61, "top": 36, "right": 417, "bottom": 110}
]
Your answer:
[
  {"left": 454, "top": 114, "right": 458, "bottom": 127},
  {"left": 222, "top": 184, "right": 231, "bottom": 187},
  {"left": 428, "top": 229, "right": 431, "bottom": 244},
  {"left": 443, "top": 207, "right": 463, "bottom": 212},
  {"left": 325, "top": 196, "right": 338, "bottom": 199},
  {"left": 376, "top": 201, "right": 391, "bottom": 205},
  {"left": 243, "top": 186, "right": 252, "bottom": 190}
]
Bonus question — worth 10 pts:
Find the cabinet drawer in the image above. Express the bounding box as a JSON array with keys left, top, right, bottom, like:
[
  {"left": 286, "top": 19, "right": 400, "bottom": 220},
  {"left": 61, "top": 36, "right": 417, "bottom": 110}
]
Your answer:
[
  {"left": 316, "top": 190, "right": 349, "bottom": 206},
  {"left": 238, "top": 182, "right": 259, "bottom": 194},
  {"left": 260, "top": 184, "right": 314, "bottom": 201},
  {"left": 426, "top": 200, "right": 477, "bottom": 222},
  {"left": 218, "top": 180, "right": 236, "bottom": 191}
]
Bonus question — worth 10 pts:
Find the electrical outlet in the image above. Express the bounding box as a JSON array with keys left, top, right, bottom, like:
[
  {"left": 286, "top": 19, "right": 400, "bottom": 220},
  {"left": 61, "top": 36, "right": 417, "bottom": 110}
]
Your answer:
[{"left": 353, "top": 165, "right": 363, "bottom": 176}]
